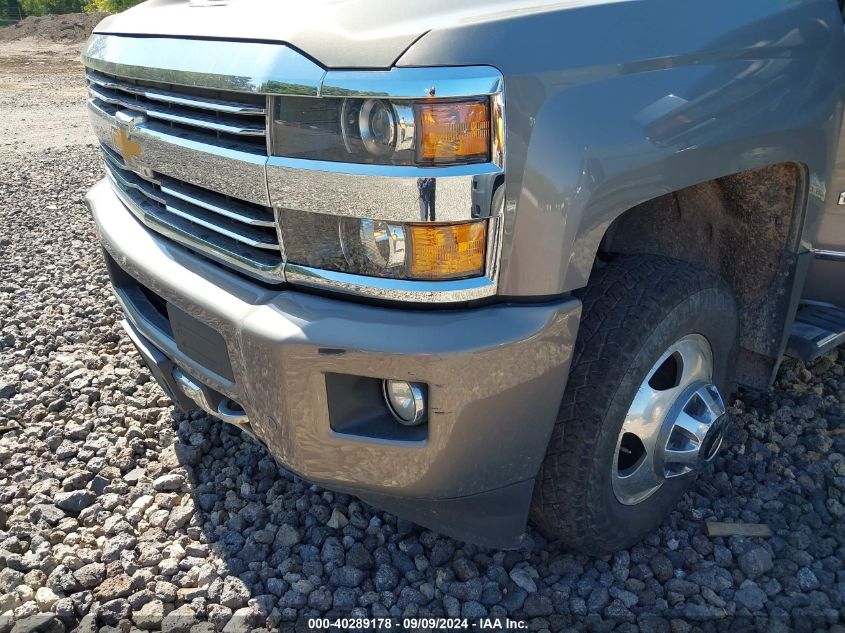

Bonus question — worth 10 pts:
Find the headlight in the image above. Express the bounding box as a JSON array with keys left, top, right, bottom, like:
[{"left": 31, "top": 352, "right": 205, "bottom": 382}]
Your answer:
[
  {"left": 280, "top": 208, "right": 488, "bottom": 280},
  {"left": 269, "top": 70, "right": 502, "bottom": 289},
  {"left": 271, "top": 96, "right": 491, "bottom": 166}
]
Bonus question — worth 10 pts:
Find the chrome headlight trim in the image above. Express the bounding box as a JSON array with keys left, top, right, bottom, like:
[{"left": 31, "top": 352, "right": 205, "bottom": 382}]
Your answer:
[
  {"left": 266, "top": 156, "right": 505, "bottom": 300},
  {"left": 285, "top": 261, "right": 498, "bottom": 303},
  {"left": 320, "top": 66, "right": 504, "bottom": 99},
  {"left": 265, "top": 157, "right": 503, "bottom": 221},
  {"left": 280, "top": 212, "right": 503, "bottom": 302}
]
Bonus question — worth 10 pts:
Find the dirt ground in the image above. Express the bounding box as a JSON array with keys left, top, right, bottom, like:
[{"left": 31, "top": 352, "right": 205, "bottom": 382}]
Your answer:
[
  {"left": 0, "top": 12, "right": 109, "bottom": 43},
  {"left": 0, "top": 38, "right": 94, "bottom": 155}
]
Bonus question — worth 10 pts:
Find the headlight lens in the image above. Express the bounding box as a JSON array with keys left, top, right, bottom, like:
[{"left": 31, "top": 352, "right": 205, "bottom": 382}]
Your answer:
[
  {"left": 340, "top": 218, "right": 407, "bottom": 274},
  {"left": 357, "top": 99, "right": 396, "bottom": 156},
  {"left": 271, "top": 96, "right": 490, "bottom": 166},
  {"left": 280, "top": 208, "right": 487, "bottom": 280}
]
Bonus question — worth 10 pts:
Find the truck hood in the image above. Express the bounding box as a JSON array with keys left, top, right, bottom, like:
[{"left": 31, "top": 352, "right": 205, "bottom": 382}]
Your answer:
[{"left": 94, "top": 0, "right": 612, "bottom": 69}]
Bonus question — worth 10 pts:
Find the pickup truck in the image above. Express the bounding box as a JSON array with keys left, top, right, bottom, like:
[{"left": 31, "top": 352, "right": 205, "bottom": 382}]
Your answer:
[{"left": 82, "top": 0, "right": 845, "bottom": 554}]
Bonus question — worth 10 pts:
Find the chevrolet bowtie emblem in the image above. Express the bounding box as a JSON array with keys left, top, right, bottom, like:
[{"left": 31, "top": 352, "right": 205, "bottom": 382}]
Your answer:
[
  {"left": 112, "top": 127, "right": 142, "bottom": 164},
  {"left": 112, "top": 110, "right": 145, "bottom": 165}
]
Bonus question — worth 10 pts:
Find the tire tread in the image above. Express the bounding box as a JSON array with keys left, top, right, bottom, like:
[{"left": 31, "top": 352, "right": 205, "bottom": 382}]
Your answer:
[{"left": 531, "top": 255, "right": 735, "bottom": 553}]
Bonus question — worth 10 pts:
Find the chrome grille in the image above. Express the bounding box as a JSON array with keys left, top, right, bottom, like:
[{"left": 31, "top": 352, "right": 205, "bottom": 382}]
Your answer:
[
  {"left": 99, "top": 144, "right": 283, "bottom": 281},
  {"left": 86, "top": 69, "right": 268, "bottom": 154}
]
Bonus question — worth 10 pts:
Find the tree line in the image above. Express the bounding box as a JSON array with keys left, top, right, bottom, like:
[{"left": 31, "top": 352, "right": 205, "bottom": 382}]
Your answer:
[{"left": 0, "top": 0, "right": 142, "bottom": 17}]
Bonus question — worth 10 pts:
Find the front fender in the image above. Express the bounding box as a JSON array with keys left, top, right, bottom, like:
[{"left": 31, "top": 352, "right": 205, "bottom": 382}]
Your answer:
[{"left": 399, "top": 0, "right": 845, "bottom": 296}]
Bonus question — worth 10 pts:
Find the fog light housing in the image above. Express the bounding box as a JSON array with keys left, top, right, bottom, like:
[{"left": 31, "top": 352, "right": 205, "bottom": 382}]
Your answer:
[{"left": 383, "top": 380, "right": 426, "bottom": 426}]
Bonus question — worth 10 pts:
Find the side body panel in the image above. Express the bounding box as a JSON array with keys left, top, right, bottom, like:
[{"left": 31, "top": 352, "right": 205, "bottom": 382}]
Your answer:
[
  {"left": 399, "top": 0, "right": 845, "bottom": 298},
  {"left": 804, "top": 102, "right": 845, "bottom": 303}
]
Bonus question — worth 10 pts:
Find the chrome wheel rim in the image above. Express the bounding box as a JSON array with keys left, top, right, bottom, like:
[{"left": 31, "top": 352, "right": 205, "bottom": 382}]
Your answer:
[{"left": 612, "top": 333, "right": 727, "bottom": 506}]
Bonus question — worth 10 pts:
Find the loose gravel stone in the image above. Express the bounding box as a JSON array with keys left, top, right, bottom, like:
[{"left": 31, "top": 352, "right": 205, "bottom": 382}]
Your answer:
[
  {"left": 53, "top": 489, "right": 95, "bottom": 514},
  {"left": 734, "top": 583, "right": 767, "bottom": 611},
  {"left": 738, "top": 547, "right": 774, "bottom": 579},
  {"left": 330, "top": 566, "right": 365, "bottom": 588},
  {"left": 99, "top": 598, "right": 131, "bottom": 625},
  {"left": 219, "top": 578, "right": 250, "bottom": 610},
  {"left": 72, "top": 563, "right": 105, "bottom": 589},
  {"left": 94, "top": 575, "right": 134, "bottom": 601},
  {"left": 523, "top": 593, "right": 553, "bottom": 617},
  {"left": 9, "top": 614, "right": 58, "bottom": 633},
  {"left": 153, "top": 474, "right": 185, "bottom": 492},
  {"left": 33, "top": 587, "right": 57, "bottom": 612},
  {"left": 797, "top": 566, "right": 820, "bottom": 591},
  {"left": 374, "top": 565, "right": 399, "bottom": 592},
  {"left": 508, "top": 567, "right": 537, "bottom": 593},
  {"left": 134, "top": 599, "right": 164, "bottom": 630}
]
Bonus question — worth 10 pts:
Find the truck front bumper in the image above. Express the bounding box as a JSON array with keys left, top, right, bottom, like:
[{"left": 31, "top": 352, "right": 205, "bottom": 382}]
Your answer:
[{"left": 86, "top": 178, "right": 581, "bottom": 547}]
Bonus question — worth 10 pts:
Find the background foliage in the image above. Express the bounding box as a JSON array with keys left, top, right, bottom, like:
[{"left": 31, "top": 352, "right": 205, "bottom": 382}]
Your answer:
[
  {"left": 1, "top": 0, "right": 140, "bottom": 18},
  {"left": 82, "top": 0, "right": 138, "bottom": 13},
  {"left": 0, "top": 0, "right": 24, "bottom": 19},
  {"left": 19, "top": 0, "right": 83, "bottom": 15}
]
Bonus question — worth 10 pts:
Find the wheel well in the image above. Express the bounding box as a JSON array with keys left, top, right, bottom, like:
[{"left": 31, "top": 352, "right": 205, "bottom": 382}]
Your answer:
[{"left": 598, "top": 162, "right": 807, "bottom": 389}]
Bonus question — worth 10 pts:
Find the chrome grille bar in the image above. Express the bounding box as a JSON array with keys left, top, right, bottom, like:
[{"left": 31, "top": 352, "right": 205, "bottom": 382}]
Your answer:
[
  {"left": 86, "top": 69, "right": 266, "bottom": 115},
  {"left": 99, "top": 144, "right": 283, "bottom": 281},
  {"left": 88, "top": 84, "right": 266, "bottom": 137},
  {"left": 86, "top": 69, "right": 268, "bottom": 152},
  {"left": 158, "top": 180, "right": 276, "bottom": 228},
  {"left": 163, "top": 198, "right": 279, "bottom": 250},
  {"left": 88, "top": 97, "right": 270, "bottom": 194}
]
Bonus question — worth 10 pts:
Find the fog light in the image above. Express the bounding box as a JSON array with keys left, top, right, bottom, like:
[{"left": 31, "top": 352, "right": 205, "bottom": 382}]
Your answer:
[{"left": 383, "top": 380, "right": 426, "bottom": 426}]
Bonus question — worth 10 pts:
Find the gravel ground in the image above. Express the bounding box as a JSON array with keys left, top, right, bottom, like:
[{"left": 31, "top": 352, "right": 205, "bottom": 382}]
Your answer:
[
  {"left": 0, "top": 38, "right": 91, "bottom": 155},
  {"left": 1, "top": 41, "right": 845, "bottom": 633}
]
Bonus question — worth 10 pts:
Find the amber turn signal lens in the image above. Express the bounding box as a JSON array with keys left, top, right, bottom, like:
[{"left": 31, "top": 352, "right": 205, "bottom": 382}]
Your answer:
[
  {"left": 417, "top": 101, "right": 490, "bottom": 164},
  {"left": 408, "top": 222, "right": 486, "bottom": 280}
]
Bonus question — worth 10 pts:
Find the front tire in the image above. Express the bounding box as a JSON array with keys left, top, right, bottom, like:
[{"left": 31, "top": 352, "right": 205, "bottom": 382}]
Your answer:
[{"left": 531, "top": 255, "right": 739, "bottom": 554}]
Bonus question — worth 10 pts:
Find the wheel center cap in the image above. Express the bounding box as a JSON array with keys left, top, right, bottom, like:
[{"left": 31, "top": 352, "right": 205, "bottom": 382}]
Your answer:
[
  {"left": 654, "top": 383, "right": 727, "bottom": 480},
  {"left": 699, "top": 413, "right": 727, "bottom": 463}
]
